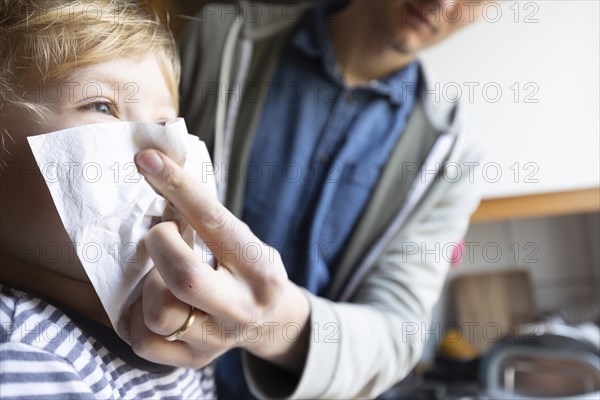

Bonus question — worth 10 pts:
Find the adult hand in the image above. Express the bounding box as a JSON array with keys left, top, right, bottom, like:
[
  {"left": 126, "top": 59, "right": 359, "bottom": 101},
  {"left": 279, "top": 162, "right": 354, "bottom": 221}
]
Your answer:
[{"left": 123, "top": 149, "right": 310, "bottom": 374}]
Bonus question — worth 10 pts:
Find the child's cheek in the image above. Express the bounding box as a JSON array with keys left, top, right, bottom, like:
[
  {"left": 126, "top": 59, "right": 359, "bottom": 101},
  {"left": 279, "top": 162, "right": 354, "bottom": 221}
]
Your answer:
[{"left": 0, "top": 139, "right": 83, "bottom": 278}]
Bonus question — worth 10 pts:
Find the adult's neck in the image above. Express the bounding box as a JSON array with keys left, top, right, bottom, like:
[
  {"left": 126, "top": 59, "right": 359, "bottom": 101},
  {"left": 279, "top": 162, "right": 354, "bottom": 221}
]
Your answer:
[{"left": 327, "top": 3, "right": 415, "bottom": 87}]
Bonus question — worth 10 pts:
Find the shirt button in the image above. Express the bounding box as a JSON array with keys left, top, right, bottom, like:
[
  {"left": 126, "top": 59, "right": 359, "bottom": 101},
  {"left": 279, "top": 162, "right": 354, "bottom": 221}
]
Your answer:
[{"left": 345, "top": 92, "right": 354, "bottom": 102}]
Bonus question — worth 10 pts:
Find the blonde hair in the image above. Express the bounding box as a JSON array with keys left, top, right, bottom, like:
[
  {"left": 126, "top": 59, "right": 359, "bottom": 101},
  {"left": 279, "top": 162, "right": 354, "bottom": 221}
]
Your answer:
[{"left": 0, "top": 0, "right": 180, "bottom": 116}]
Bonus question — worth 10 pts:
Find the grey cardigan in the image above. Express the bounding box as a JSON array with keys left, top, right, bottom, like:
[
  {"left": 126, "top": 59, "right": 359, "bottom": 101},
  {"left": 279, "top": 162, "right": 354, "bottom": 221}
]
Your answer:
[{"left": 179, "top": 2, "right": 483, "bottom": 398}]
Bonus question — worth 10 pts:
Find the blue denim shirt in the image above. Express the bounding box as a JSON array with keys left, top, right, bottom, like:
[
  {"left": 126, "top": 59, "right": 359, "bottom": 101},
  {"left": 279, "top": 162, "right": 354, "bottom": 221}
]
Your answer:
[
  {"left": 217, "top": 2, "right": 420, "bottom": 398},
  {"left": 242, "top": 7, "right": 419, "bottom": 296}
]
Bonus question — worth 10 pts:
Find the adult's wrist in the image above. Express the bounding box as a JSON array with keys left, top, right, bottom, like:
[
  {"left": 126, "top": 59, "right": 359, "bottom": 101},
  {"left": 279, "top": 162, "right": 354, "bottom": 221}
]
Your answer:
[{"left": 246, "top": 280, "right": 311, "bottom": 375}]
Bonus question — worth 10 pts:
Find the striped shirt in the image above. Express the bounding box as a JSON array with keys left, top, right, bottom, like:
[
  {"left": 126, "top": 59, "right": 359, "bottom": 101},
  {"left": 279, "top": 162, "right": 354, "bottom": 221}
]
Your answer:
[{"left": 0, "top": 284, "right": 215, "bottom": 399}]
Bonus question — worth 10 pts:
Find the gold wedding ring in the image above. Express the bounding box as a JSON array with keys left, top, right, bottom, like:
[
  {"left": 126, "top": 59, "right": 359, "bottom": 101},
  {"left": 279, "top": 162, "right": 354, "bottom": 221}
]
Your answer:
[{"left": 163, "top": 305, "right": 197, "bottom": 342}]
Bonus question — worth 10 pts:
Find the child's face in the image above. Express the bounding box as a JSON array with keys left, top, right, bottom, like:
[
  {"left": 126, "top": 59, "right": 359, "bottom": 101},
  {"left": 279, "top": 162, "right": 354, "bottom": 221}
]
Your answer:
[
  {"left": 6, "top": 55, "right": 177, "bottom": 136},
  {"left": 0, "top": 55, "right": 177, "bottom": 281}
]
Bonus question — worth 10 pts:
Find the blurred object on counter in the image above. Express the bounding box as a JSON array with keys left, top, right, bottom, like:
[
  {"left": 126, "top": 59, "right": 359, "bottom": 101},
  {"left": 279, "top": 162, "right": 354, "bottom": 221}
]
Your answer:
[
  {"left": 451, "top": 269, "right": 538, "bottom": 353},
  {"left": 482, "top": 317, "right": 600, "bottom": 399},
  {"left": 425, "top": 355, "right": 480, "bottom": 383},
  {"left": 439, "top": 327, "right": 480, "bottom": 361},
  {"left": 558, "top": 301, "right": 600, "bottom": 326}
]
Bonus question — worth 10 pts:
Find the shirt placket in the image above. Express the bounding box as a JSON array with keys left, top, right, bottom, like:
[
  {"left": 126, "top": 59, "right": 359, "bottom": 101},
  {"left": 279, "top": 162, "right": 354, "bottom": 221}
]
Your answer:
[
  {"left": 312, "top": 87, "right": 356, "bottom": 185},
  {"left": 305, "top": 87, "right": 361, "bottom": 257}
]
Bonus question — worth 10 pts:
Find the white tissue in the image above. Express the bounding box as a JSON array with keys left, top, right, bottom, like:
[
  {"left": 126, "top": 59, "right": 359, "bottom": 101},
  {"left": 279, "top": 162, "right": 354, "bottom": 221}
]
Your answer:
[{"left": 27, "top": 118, "right": 216, "bottom": 329}]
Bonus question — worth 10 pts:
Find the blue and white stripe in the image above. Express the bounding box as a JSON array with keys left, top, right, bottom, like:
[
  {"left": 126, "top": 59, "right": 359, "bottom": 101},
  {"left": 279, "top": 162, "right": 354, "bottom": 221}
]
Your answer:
[{"left": 0, "top": 285, "right": 214, "bottom": 399}]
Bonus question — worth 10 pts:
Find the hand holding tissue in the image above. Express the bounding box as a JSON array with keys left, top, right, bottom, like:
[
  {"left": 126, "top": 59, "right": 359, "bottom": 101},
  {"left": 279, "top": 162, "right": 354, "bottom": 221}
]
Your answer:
[{"left": 27, "top": 118, "right": 216, "bottom": 329}]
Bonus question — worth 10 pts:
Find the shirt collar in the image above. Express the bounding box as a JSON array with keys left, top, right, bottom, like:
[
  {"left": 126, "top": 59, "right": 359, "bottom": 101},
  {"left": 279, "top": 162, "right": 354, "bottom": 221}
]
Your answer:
[
  {"left": 370, "top": 62, "right": 420, "bottom": 106},
  {"left": 292, "top": 1, "right": 339, "bottom": 74},
  {"left": 291, "top": 1, "right": 420, "bottom": 106}
]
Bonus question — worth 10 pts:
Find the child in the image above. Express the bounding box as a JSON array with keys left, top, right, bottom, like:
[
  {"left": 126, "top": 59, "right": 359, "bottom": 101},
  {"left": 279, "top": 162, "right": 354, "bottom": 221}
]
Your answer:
[{"left": 0, "top": 0, "right": 214, "bottom": 397}]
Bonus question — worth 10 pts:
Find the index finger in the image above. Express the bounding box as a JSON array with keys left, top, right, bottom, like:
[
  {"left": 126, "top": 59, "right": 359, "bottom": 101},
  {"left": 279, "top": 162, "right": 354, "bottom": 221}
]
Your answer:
[{"left": 135, "top": 149, "right": 263, "bottom": 269}]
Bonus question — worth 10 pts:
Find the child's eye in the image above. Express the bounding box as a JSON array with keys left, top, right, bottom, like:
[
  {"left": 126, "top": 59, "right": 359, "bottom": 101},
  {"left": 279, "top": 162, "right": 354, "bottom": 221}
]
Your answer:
[{"left": 80, "top": 101, "right": 119, "bottom": 118}]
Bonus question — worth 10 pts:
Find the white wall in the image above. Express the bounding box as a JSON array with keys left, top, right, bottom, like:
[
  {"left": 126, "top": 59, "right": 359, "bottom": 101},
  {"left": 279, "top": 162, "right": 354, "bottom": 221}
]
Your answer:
[
  {"left": 419, "top": 1, "right": 600, "bottom": 199},
  {"left": 452, "top": 213, "right": 599, "bottom": 314}
]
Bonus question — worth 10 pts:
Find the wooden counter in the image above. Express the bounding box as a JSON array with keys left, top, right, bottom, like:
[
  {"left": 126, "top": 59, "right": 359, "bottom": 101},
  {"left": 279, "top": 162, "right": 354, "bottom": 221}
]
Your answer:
[{"left": 471, "top": 188, "right": 600, "bottom": 223}]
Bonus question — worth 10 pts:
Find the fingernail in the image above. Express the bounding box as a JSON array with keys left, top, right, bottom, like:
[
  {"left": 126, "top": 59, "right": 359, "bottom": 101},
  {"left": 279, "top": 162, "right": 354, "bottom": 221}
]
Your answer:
[{"left": 137, "top": 150, "right": 163, "bottom": 175}]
